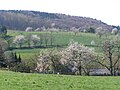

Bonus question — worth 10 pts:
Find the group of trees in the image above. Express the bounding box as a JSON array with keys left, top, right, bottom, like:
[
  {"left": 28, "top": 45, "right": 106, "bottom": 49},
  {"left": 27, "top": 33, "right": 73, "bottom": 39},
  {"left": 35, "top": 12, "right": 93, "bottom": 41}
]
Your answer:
[
  {"left": 1, "top": 24, "right": 120, "bottom": 76},
  {"left": 0, "top": 42, "right": 21, "bottom": 68},
  {"left": 95, "top": 27, "right": 120, "bottom": 38},
  {"left": 96, "top": 38, "right": 120, "bottom": 76},
  {"left": 0, "top": 40, "right": 34, "bottom": 72},
  {"left": 11, "top": 33, "right": 55, "bottom": 48},
  {"left": 35, "top": 41, "right": 98, "bottom": 75},
  {"left": 0, "top": 10, "right": 112, "bottom": 31},
  {"left": 35, "top": 38, "right": 120, "bottom": 76}
]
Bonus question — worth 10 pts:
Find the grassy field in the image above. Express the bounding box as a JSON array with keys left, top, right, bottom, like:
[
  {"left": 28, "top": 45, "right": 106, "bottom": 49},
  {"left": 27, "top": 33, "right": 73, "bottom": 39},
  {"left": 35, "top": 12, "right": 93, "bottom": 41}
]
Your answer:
[
  {"left": 0, "top": 70, "right": 120, "bottom": 90},
  {"left": 7, "top": 30, "right": 117, "bottom": 60},
  {"left": 7, "top": 30, "right": 103, "bottom": 46},
  {"left": 7, "top": 48, "right": 40, "bottom": 59},
  {"left": 7, "top": 30, "right": 106, "bottom": 59}
]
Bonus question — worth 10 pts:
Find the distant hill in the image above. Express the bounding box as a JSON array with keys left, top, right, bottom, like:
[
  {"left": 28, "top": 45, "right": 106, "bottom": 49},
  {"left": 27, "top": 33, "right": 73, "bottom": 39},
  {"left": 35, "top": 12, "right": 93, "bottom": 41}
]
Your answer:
[{"left": 0, "top": 10, "right": 113, "bottom": 31}]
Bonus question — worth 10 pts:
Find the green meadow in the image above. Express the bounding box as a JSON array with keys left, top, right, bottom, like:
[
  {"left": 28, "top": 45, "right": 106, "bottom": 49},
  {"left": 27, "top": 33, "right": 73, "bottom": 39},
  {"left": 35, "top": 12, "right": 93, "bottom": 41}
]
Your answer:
[
  {"left": 0, "top": 30, "right": 119, "bottom": 90},
  {"left": 0, "top": 70, "right": 120, "bottom": 90},
  {"left": 7, "top": 30, "right": 106, "bottom": 59},
  {"left": 7, "top": 30, "right": 103, "bottom": 46}
]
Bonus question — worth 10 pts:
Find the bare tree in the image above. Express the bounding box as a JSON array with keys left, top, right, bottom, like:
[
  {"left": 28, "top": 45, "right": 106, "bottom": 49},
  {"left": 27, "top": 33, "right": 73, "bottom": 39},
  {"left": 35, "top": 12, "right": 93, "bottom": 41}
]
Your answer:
[
  {"left": 38, "top": 34, "right": 44, "bottom": 47},
  {"left": 25, "top": 34, "right": 32, "bottom": 48},
  {"left": 50, "top": 32, "right": 55, "bottom": 46},
  {"left": 31, "top": 35, "right": 40, "bottom": 47},
  {"left": 44, "top": 33, "right": 50, "bottom": 47},
  {"left": 96, "top": 39, "right": 120, "bottom": 76}
]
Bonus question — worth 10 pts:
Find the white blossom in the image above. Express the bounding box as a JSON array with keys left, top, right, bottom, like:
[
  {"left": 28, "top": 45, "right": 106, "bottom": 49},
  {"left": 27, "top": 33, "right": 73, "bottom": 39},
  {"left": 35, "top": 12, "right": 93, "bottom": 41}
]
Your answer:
[
  {"left": 91, "top": 40, "right": 95, "bottom": 45},
  {"left": 111, "top": 28, "right": 118, "bottom": 34},
  {"left": 13, "top": 35, "right": 25, "bottom": 44},
  {"left": 25, "top": 27, "right": 33, "bottom": 32},
  {"left": 13, "top": 35, "right": 25, "bottom": 48},
  {"left": 31, "top": 35, "right": 40, "bottom": 46}
]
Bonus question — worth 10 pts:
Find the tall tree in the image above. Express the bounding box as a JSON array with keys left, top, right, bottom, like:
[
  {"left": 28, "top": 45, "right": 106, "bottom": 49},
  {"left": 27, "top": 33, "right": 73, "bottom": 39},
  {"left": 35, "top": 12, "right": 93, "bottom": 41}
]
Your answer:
[
  {"left": 0, "top": 44, "right": 6, "bottom": 67},
  {"left": 0, "top": 25, "right": 7, "bottom": 37},
  {"left": 26, "top": 34, "right": 32, "bottom": 48},
  {"left": 18, "top": 54, "right": 22, "bottom": 63},
  {"left": 31, "top": 35, "right": 40, "bottom": 47},
  {"left": 96, "top": 39, "right": 120, "bottom": 76},
  {"left": 13, "top": 35, "right": 25, "bottom": 48},
  {"left": 61, "top": 41, "right": 97, "bottom": 75}
]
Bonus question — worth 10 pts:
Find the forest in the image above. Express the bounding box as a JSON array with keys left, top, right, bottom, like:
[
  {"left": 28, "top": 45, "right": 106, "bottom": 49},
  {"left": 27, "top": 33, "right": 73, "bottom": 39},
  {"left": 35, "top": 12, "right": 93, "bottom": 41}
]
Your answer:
[{"left": 0, "top": 10, "right": 113, "bottom": 30}]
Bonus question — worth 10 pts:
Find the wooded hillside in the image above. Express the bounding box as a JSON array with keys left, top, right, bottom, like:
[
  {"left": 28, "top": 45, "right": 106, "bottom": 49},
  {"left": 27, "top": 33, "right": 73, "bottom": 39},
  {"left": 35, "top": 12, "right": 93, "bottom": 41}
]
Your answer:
[{"left": 0, "top": 10, "right": 113, "bottom": 31}]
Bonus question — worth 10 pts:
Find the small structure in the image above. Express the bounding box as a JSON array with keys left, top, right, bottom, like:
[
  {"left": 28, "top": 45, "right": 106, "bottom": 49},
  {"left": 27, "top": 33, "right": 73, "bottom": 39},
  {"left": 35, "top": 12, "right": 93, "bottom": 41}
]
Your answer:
[{"left": 89, "top": 68, "right": 110, "bottom": 76}]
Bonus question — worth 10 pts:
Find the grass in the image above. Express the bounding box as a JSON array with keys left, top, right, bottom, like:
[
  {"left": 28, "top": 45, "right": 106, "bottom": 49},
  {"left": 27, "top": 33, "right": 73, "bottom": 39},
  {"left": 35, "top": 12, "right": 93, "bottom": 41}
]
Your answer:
[
  {"left": 7, "top": 47, "right": 59, "bottom": 59},
  {"left": 0, "top": 70, "right": 120, "bottom": 90},
  {"left": 8, "top": 48, "right": 40, "bottom": 59},
  {"left": 6, "top": 30, "right": 115, "bottom": 59},
  {"left": 7, "top": 30, "right": 103, "bottom": 46}
]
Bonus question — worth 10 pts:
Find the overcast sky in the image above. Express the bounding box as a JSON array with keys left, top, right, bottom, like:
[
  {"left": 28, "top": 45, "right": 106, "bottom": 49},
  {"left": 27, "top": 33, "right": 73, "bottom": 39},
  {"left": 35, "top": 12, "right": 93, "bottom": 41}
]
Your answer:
[{"left": 0, "top": 0, "right": 120, "bottom": 26}]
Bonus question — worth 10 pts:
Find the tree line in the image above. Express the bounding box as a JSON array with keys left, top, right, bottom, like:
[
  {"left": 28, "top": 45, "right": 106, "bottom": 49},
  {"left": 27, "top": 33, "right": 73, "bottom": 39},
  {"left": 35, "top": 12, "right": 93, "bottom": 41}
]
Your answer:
[
  {"left": 35, "top": 38, "right": 120, "bottom": 76},
  {"left": 0, "top": 10, "right": 112, "bottom": 30},
  {"left": 0, "top": 35, "right": 120, "bottom": 76},
  {"left": 9, "top": 32, "right": 55, "bottom": 49},
  {"left": 0, "top": 25, "right": 120, "bottom": 76}
]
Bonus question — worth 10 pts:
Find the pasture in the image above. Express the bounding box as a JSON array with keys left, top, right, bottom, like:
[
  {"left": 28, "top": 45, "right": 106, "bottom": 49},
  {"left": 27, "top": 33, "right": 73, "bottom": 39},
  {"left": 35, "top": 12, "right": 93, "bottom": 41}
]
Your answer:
[
  {"left": 1, "top": 30, "right": 120, "bottom": 90},
  {"left": 7, "top": 30, "right": 103, "bottom": 46},
  {"left": 7, "top": 30, "right": 107, "bottom": 59},
  {"left": 0, "top": 70, "right": 120, "bottom": 90}
]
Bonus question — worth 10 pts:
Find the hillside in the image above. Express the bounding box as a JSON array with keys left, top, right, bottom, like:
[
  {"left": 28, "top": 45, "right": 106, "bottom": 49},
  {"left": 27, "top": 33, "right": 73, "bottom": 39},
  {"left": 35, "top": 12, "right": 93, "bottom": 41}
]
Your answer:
[
  {"left": 0, "top": 10, "right": 113, "bottom": 31},
  {"left": 0, "top": 70, "right": 120, "bottom": 90}
]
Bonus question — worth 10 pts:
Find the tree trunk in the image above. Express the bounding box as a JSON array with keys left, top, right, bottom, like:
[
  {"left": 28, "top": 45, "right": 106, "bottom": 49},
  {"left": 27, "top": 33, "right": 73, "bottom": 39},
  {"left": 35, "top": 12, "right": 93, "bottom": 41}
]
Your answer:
[
  {"left": 109, "top": 51, "right": 114, "bottom": 76},
  {"left": 20, "top": 44, "right": 22, "bottom": 48},
  {"left": 78, "top": 65, "right": 82, "bottom": 75}
]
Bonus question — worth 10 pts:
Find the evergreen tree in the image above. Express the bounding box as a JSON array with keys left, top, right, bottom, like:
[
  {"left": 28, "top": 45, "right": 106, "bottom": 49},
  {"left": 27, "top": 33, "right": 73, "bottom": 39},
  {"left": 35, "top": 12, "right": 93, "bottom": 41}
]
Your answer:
[
  {"left": 0, "top": 45, "right": 6, "bottom": 67},
  {"left": 14, "top": 52, "right": 17, "bottom": 62},
  {"left": 18, "top": 54, "right": 21, "bottom": 63},
  {"left": 0, "top": 25, "right": 7, "bottom": 37}
]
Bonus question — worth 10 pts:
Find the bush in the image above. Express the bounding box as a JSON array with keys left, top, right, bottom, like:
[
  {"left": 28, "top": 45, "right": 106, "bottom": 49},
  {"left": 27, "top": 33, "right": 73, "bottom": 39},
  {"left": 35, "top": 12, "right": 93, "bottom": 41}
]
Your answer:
[
  {"left": 87, "top": 27, "right": 95, "bottom": 33},
  {"left": 10, "top": 62, "right": 31, "bottom": 73}
]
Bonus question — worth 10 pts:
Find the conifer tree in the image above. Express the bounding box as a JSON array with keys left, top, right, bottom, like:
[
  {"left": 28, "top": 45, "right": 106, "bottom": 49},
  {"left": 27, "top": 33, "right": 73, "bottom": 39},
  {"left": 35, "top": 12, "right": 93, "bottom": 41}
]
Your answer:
[
  {"left": 0, "top": 45, "right": 6, "bottom": 67},
  {"left": 18, "top": 54, "right": 21, "bottom": 63}
]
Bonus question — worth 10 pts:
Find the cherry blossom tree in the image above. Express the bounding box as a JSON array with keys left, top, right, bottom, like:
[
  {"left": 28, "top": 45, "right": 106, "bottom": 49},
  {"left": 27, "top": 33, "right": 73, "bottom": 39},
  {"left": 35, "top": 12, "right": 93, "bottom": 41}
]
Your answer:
[
  {"left": 35, "top": 49, "right": 63, "bottom": 74},
  {"left": 111, "top": 28, "right": 118, "bottom": 35},
  {"left": 31, "top": 35, "right": 40, "bottom": 47},
  {"left": 13, "top": 35, "right": 25, "bottom": 48},
  {"left": 61, "top": 41, "right": 97, "bottom": 75},
  {"left": 36, "top": 41, "right": 98, "bottom": 75}
]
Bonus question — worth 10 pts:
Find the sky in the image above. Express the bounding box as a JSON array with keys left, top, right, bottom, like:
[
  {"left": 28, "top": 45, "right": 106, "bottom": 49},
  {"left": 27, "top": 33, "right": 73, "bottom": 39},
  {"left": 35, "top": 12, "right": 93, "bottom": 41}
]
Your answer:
[{"left": 0, "top": 0, "right": 120, "bottom": 26}]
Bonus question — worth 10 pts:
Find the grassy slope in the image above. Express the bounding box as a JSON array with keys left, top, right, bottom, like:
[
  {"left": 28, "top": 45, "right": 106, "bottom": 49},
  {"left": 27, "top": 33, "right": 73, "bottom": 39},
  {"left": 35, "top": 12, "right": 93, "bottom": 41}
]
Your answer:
[
  {"left": 0, "top": 70, "right": 120, "bottom": 90},
  {"left": 7, "top": 30, "right": 103, "bottom": 46},
  {"left": 7, "top": 30, "right": 104, "bottom": 59}
]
